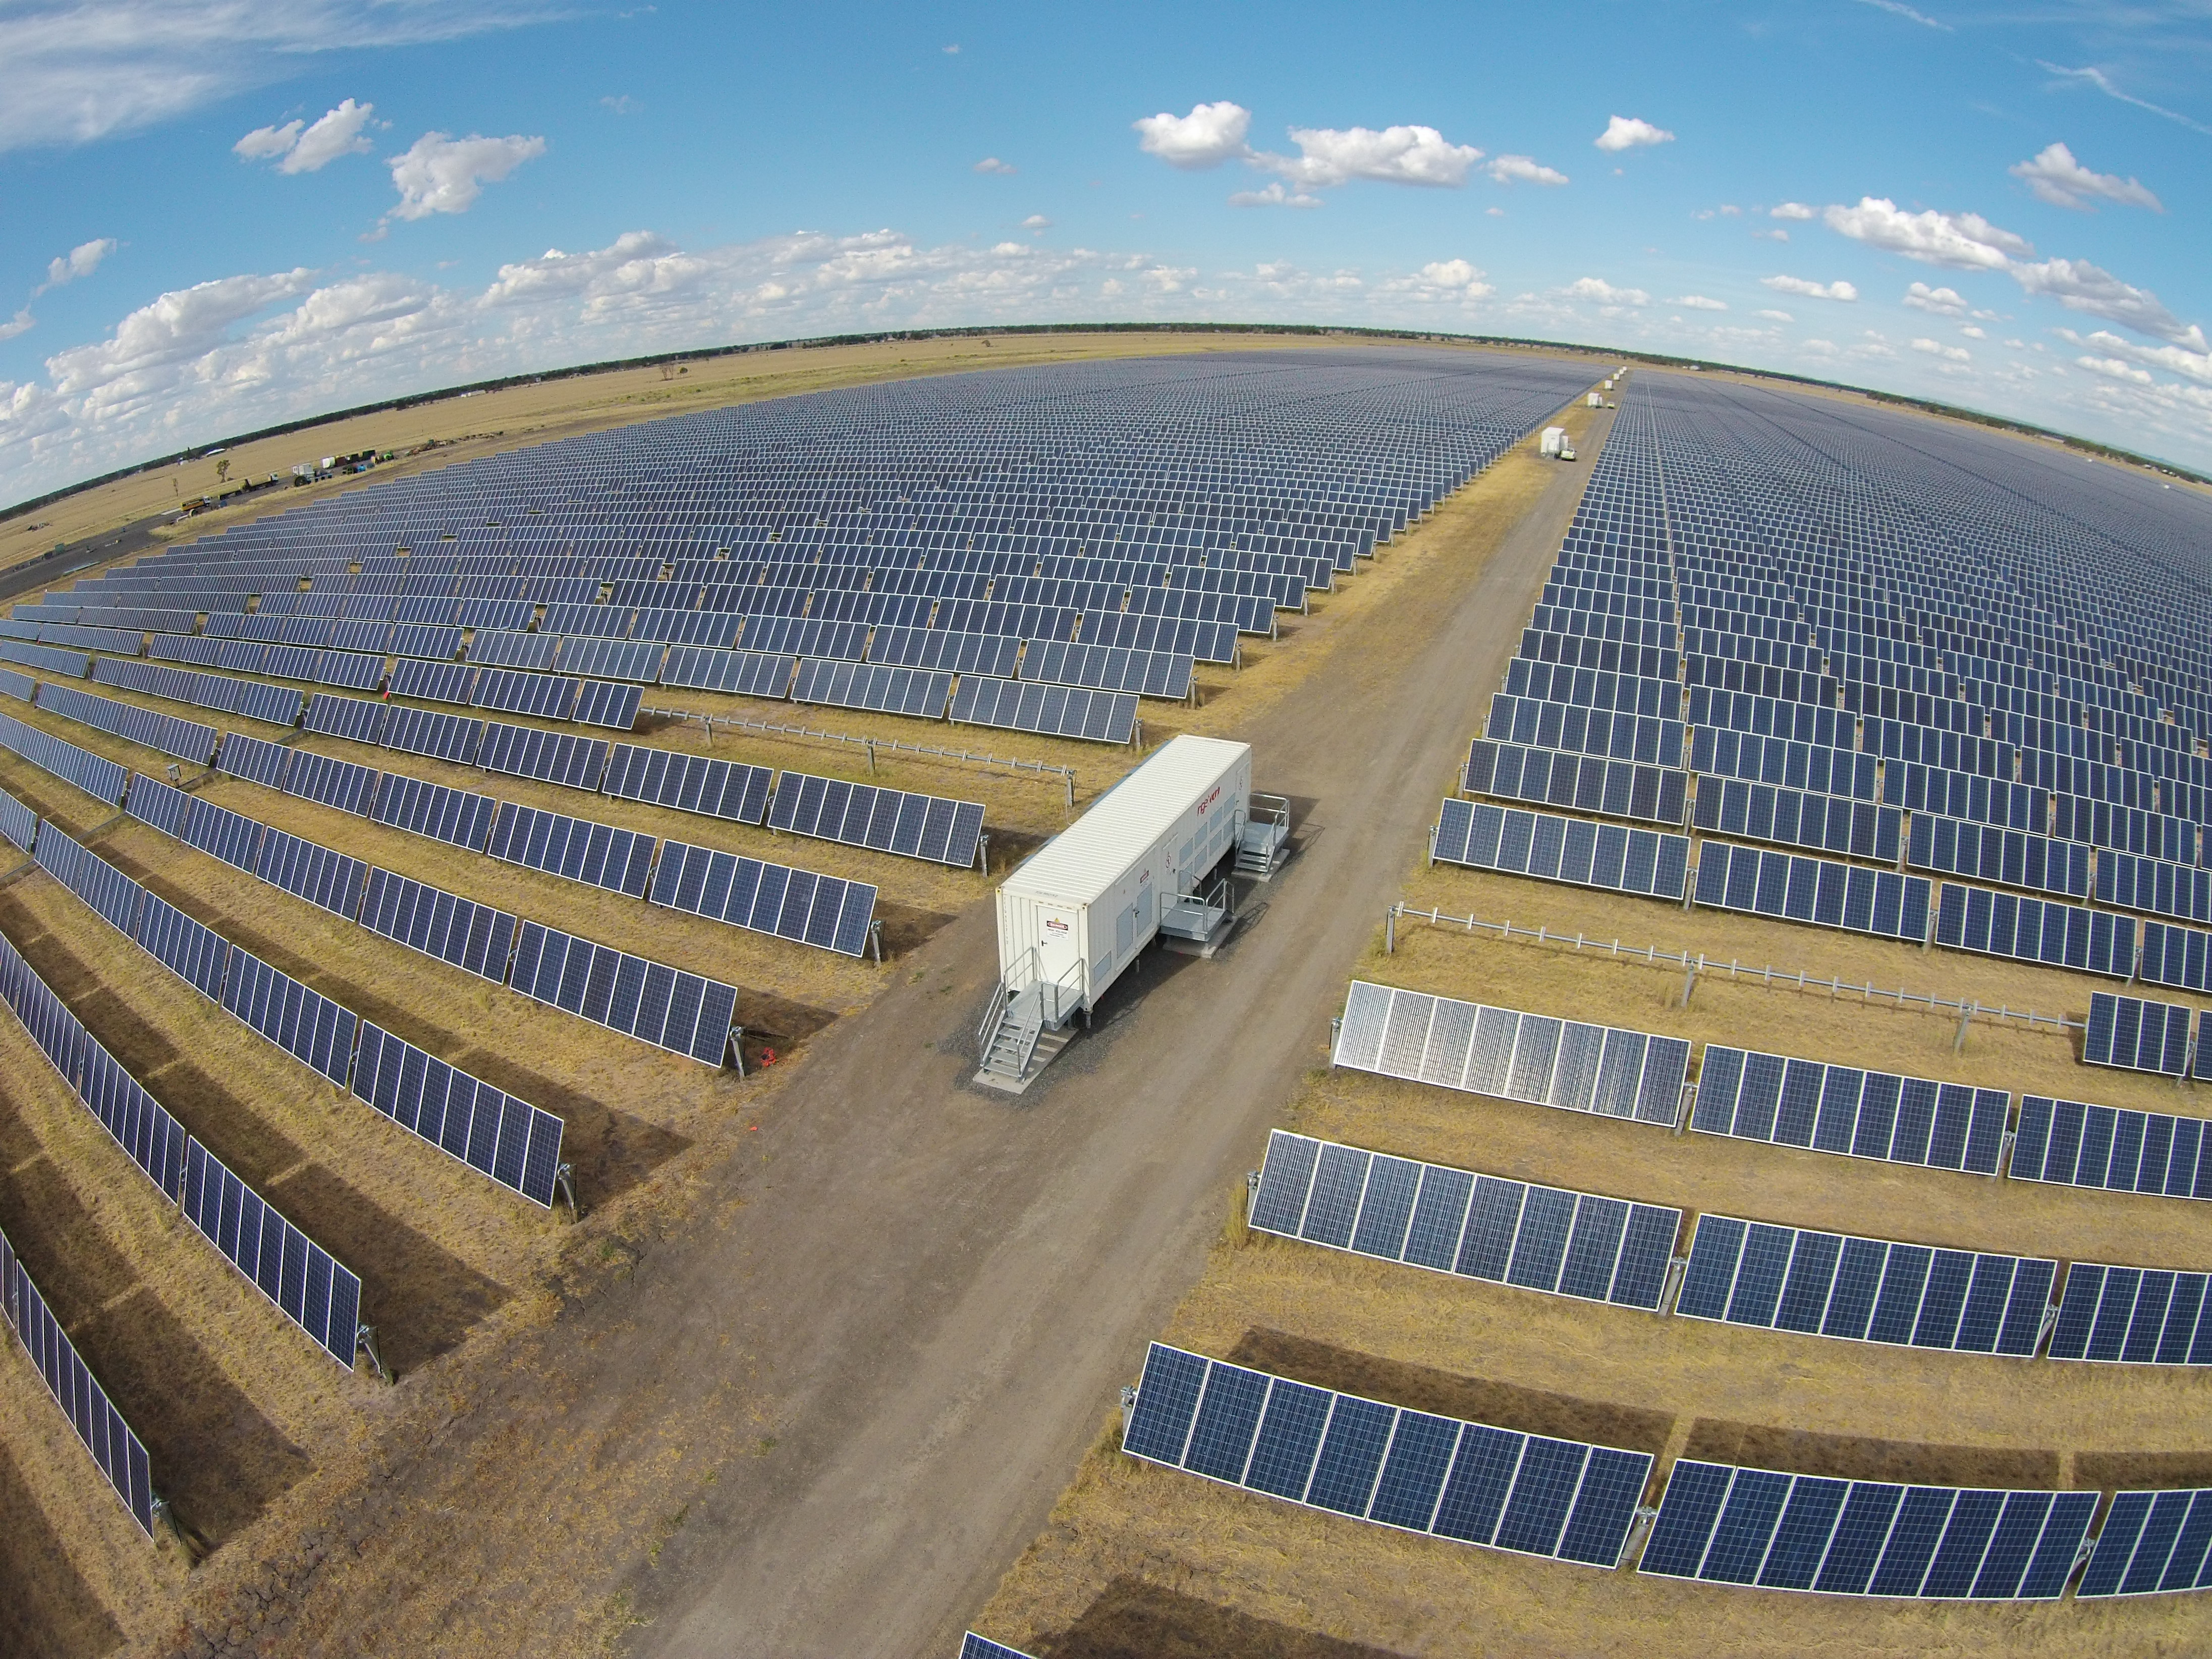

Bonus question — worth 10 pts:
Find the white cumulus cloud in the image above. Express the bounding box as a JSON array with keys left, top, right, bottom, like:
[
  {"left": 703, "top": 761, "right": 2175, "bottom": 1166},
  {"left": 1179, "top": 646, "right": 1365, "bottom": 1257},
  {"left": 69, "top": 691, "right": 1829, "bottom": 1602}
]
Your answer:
[
  {"left": 1021, "top": 214, "right": 1051, "bottom": 229},
  {"left": 1133, "top": 100, "right": 1251, "bottom": 169},
  {"left": 1823, "top": 197, "right": 2030, "bottom": 270},
  {"left": 1903, "top": 282, "right": 1966, "bottom": 315},
  {"left": 2057, "top": 328, "right": 2212, "bottom": 387},
  {"left": 1258, "top": 124, "right": 1483, "bottom": 188},
  {"left": 1228, "top": 182, "right": 1322, "bottom": 209},
  {"left": 1912, "top": 337, "right": 1972, "bottom": 361},
  {"left": 385, "top": 131, "right": 545, "bottom": 221},
  {"left": 1771, "top": 202, "right": 1815, "bottom": 219},
  {"left": 1381, "top": 259, "right": 1494, "bottom": 302},
  {"left": 1755, "top": 309, "right": 1795, "bottom": 322},
  {"left": 236, "top": 97, "right": 375, "bottom": 173},
  {"left": 1488, "top": 154, "right": 1568, "bottom": 186},
  {"left": 40, "top": 238, "right": 117, "bottom": 293},
  {"left": 1763, "top": 275, "right": 1858, "bottom": 301},
  {"left": 2010, "top": 142, "right": 2161, "bottom": 212},
  {"left": 1595, "top": 115, "right": 1674, "bottom": 151},
  {"left": 1567, "top": 276, "right": 1650, "bottom": 306},
  {"left": 1675, "top": 295, "right": 1728, "bottom": 310},
  {"left": 972, "top": 156, "right": 1016, "bottom": 175},
  {"left": 2013, "top": 258, "right": 2203, "bottom": 348}
]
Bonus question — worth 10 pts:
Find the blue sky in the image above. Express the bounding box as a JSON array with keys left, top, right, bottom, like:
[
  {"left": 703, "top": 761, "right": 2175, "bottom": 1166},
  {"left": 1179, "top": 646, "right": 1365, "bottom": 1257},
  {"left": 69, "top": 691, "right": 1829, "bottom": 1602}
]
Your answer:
[{"left": 2, "top": 0, "right": 2208, "bottom": 504}]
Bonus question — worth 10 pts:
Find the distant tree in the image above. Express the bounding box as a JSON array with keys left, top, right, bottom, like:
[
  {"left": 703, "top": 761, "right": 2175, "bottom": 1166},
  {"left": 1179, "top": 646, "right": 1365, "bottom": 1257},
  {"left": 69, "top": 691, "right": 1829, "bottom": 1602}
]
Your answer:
[{"left": 214, "top": 459, "right": 231, "bottom": 483}]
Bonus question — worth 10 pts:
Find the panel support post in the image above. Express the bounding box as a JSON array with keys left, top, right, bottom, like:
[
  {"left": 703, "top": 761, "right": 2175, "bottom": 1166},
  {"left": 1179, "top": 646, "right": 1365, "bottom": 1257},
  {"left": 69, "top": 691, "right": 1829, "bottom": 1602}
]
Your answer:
[
  {"left": 151, "top": 1496, "right": 208, "bottom": 1563},
  {"left": 1954, "top": 1000, "right": 1975, "bottom": 1054},
  {"left": 869, "top": 918, "right": 884, "bottom": 964},
  {"left": 554, "top": 1162, "right": 581, "bottom": 1223},
  {"left": 728, "top": 1026, "right": 746, "bottom": 1079},
  {"left": 356, "top": 1323, "right": 394, "bottom": 1386},
  {"left": 1385, "top": 906, "right": 1396, "bottom": 955},
  {"left": 1328, "top": 1015, "right": 1341, "bottom": 1065}
]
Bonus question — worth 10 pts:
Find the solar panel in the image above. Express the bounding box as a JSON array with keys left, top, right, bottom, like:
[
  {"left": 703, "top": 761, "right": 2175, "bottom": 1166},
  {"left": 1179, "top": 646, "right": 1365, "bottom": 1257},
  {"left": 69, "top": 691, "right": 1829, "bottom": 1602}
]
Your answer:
[
  {"left": 390, "top": 622, "right": 462, "bottom": 661},
  {"left": 1332, "top": 980, "right": 1690, "bottom": 1126},
  {"left": 284, "top": 749, "right": 380, "bottom": 815},
  {"left": 478, "top": 721, "right": 609, "bottom": 791},
  {"left": 1693, "top": 842, "right": 1931, "bottom": 943},
  {"left": 2010, "top": 1094, "right": 2212, "bottom": 1200},
  {"left": 1693, "top": 778, "right": 1900, "bottom": 863},
  {"left": 2078, "top": 1489, "right": 2212, "bottom": 1596},
  {"left": 350, "top": 1022, "right": 565, "bottom": 1206},
  {"left": 368, "top": 772, "right": 499, "bottom": 851},
  {"left": 2081, "top": 990, "right": 2191, "bottom": 1076},
  {"left": 572, "top": 679, "right": 643, "bottom": 730},
  {"left": 34, "top": 826, "right": 144, "bottom": 936},
  {"left": 386, "top": 657, "right": 477, "bottom": 705},
  {"left": 179, "top": 795, "right": 264, "bottom": 872},
  {"left": 1677, "top": 1214, "right": 2053, "bottom": 1356},
  {"left": 1467, "top": 739, "right": 1688, "bottom": 828},
  {"left": 304, "top": 691, "right": 389, "bottom": 745},
  {"left": 487, "top": 803, "right": 654, "bottom": 897},
  {"left": 1487, "top": 690, "right": 1685, "bottom": 767},
  {"left": 357, "top": 869, "right": 517, "bottom": 982},
  {"left": 1252, "top": 1130, "right": 1680, "bottom": 1311},
  {"left": 472, "top": 666, "right": 580, "bottom": 721},
  {"left": 949, "top": 674, "right": 1137, "bottom": 743},
  {"left": 134, "top": 890, "right": 231, "bottom": 1003},
  {"left": 792, "top": 658, "right": 953, "bottom": 718},
  {"left": 314, "top": 650, "right": 386, "bottom": 692},
  {"left": 867, "top": 627, "right": 1017, "bottom": 677},
  {"left": 37, "top": 681, "right": 217, "bottom": 763},
  {"left": 0, "top": 710, "right": 128, "bottom": 804},
  {"left": 2137, "top": 921, "right": 2212, "bottom": 996},
  {"left": 382, "top": 704, "right": 484, "bottom": 764},
  {"left": 649, "top": 841, "right": 877, "bottom": 956},
  {"left": 0, "top": 638, "right": 92, "bottom": 678},
  {"left": 1932, "top": 884, "right": 2134, "bottom": 978},
  {"left": 125, "top": 772, "right": 193, "bottom": 838},
  {"left": 657, "top": 645, "right": 795, "bottom": 697},
  {"left": 1640, "top": 1459, "right": 2096, "bottom": 1598},
  {"left": 1433, "top": 799, "right": 1690, "bottom": 902},
  {"left": 468, "top": 628, "right": 560, "bottom": 671},
  {"left": 180, "top": 1138, "right": 361, "bottom": 1368},
  {"left": 1689, "top": 1047, "right": 2008, "bottom": 1175},
  {"left": 1123, "top": 1342, "right": 1651, "bottom": 1568},
  {"left": 255, "top": 827, "right": 369, "bottom": 919},
  {"left": 558, "top": 635, "right": 665, "bottom": 683},
  {"left": 1020, "top": 639, "right": 1193, "bottom": 699},
  {"left": 959, "top": 1636, "right": 1037, "bottom": 1659},
  {"left": 219, "top": 949, "right": 358, "bottom": 1085},
  {"left": 216, "top": 732, "right": 295, "bottom": 790},
  {"left": 0, "top": 666, "right": 33, "bottom": 703},
  {"left": 507, "top": 920, "right": 738, "bottom": 1066},
  {"left": 0, "top": 1226, "right": 156, "bottom": 1535},
  {"left": 1910, "top": 814, "right": 2089, "bottom": 901},
  {"left": 766, "top": 770, "right": 985, "bottom": 867},
  {"left": 0, "top": 781, "right": 34, "bottom": 853},
  {"left": 2049, "top": 1262, "right": 2212, "bottom": 1366},
  {"left": 601, "top": 744, "right": 771, "bottom": 823}
]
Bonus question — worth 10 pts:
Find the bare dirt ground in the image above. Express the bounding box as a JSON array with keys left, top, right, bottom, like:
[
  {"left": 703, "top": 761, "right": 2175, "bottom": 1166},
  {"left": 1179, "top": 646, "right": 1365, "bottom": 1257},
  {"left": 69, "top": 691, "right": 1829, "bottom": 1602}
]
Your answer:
[
  {"left": 970, "top": 379, "right": 2212, "bottom": 1655},
  {"left": 0, "top": 343, "right": 1614, "bottom": 1655}
]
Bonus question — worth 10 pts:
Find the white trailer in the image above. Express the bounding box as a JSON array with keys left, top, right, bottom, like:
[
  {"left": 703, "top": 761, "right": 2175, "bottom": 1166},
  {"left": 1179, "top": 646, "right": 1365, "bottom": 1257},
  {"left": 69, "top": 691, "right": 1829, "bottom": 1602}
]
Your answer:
[
  {"left": 1540, "top": 426, "right": 1568, "bottom": 458},
  {"left": 983, "top": 735, "right": 1271, "bottom": 1082}
]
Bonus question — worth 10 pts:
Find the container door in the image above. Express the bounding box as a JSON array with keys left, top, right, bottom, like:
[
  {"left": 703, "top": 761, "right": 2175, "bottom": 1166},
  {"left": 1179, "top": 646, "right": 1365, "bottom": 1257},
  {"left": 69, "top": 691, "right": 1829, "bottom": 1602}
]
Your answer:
[{"left": 1032, "top": 904, "right": 1083, "bottom": 1021}]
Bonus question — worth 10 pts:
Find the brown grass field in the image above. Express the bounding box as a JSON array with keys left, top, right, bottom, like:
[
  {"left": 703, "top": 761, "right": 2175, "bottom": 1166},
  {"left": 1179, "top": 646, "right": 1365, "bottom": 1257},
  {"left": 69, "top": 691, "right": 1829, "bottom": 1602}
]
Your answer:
[{"left": 0, "top": 336, "right": 1622, "bottom": 1655}]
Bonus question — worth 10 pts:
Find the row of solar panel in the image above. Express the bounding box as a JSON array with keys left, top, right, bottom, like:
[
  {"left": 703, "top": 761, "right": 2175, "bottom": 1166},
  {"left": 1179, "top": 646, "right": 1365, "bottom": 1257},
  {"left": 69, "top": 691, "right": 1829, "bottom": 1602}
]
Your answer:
[
  {"left": 1485, "top": 692, "right": 1685, "bottom": 767},
  {"left": 94, "top": 654, "right": 305, "bottom": 727},
  {"left": 35, "top": 680, "right": 216, "bottom": 764},
  {"left": 1462, "top": 739, "right": 1688, "bottom": 828},
  {"left": 1431, "top": 799, "right": 1691, "bottom": 902}
]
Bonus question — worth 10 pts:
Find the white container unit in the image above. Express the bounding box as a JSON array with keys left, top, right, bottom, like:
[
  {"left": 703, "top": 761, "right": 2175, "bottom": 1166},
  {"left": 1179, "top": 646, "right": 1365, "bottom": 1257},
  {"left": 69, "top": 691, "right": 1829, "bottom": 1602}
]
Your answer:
[
  {"left": 1539, "top": 426, "right": 1567, "bottom": 458},
  {"left": 995, "top": 734, "right": 1252, "bottom": 1022}
]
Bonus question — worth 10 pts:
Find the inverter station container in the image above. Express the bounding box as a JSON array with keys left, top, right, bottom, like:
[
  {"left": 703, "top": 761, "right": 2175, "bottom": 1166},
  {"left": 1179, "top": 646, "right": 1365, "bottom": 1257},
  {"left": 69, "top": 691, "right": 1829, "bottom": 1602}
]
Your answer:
[{"left": 994, "top": 734, "right": 1253, "bottom": 1023}]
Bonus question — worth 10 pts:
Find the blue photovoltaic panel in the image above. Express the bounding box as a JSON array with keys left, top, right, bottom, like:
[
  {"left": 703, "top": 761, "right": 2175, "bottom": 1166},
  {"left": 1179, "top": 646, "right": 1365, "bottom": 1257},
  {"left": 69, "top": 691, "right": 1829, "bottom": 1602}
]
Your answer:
[
  {"left": 1676, "top": 1214, "right": 2054, "bottom": 1356},
  {"left": 472, "top": 667, "right": 579, "bottom": 721},
  {"left": 1251, "top": 1130, "right": 1680, "bottom": 1311},
  {"left": 2079, "top": 1489, "right": 2212, "bottom": 1596},
  {"left": 180, "top": 1138, "right": 361, "bottom": 1368},
  {"left": 478, "top": 722, "right": 609, "bottom": 791},
  {"left": 507, "top": 920, "right": 738, "bottom": 1067},
  {"left": 1933, "top": 884, "right": 2134, "bottom": 979},
  {"left": 390, "top": 623, "right": 462, "bottom": 661},
  {"left": 386, "top": 657, "right": 476, "bottom": 705},
  {"left": 284, "top": 749, "right": 380, "bottom": 816},
  {"left": 0, "top": 639, "right": 92, "bottom": 678},
  {"left": 0, "top": 1226, "right": 156, "bottom": 1535},
  {"left": 949, "top": 674, "right": 1136, "bottom": 743},
  {"left": 315, "top": 650, "right": 386, "bottom": 692},
  {"left": 37, "top": 681, "right": 217, "bottom": 763},
  {"left": 766, "top": 770, "right": 985, "bottom": 868},
  {"left": 792, "top": 658, "right": 952, "bottom": 718},
  {"left": 1121, "top": 1343, "right": 1651, "bottom": 1567},
  {"left": 2081, "top": 991, "right": 2191, "bottom": 1077},
  {"left": 382, "top": 703, "right": 484, "bottom": 765},
  {"left": 0, "top": 711, "right": 128, "bottom": 804},
  {"left": 255, "top": 827, "right": 369, "bottom": 920},
  {"left": 1433, "top": 798, "right": 1690, "bottom": 903},
  {"left": 1020, "top": 639, "right": 1193, "bottom": 699},
  {"left": 235, "top": 682, "right": 307, "bottom": 728},
  {"left": 0, "top": 666, "right": 34, "bottom": 702},
  {"left": 1640, "top": 1460, "right": 2096, "bottom": 1599},
  {"left": 959, "top": 1636, "right": 1038, "bottom": 1659},
  {"left": 648, "top": 840, "right": 877, "bottom": 957},
  {"left": 559, "top": 636, "right": 665, "bottom": 683},
  {"left": 357, "top": 868, "right": 517, "bottom": 983},
  {"left": 1693, "top": 841, "right": 1931, "bottom": 944},
  {"left": 125, "top": 772, "right": 193, "bottom": 838},
  {"left": 488, "top": 803, "right": 654, "bottom": 897},
  {"left": 134, "top": 890, "right": 231, "bottom": 1003},
  {"left": 1331, "top": 980, "right": 1690, "bottom": 1127},
  {"left": 180, "top": 796, "right": 263, "bottom": 873},
  {"left": 350, "top": 1022, "right": 565, "bottom": 1206},
  {"left": 1691, "top": 777, "right": 1900, "bottom": 863},
  {"left": 2138, "top": 921, "right": 2212, "bottom": 997},
  {"left": 369, "top": 772, "right": 499, "bottom": 851},
  {"left": 2008, "top": 1094, "right": 2212, "bottom": 1201},
  {"left": 572, "top": 679, "right": 643, "bottom": 730},
  {"left": 601, "top": 744, "right": 771, "bottom": 823},
  {"left": 1488, "top": 690, "right": 1686, "bottom": 767},
  {"left": 1689, "top": 1047, "right": 2008, "bottom": 1176},
  {"left": 34, "top": 826, "right": 144, "bottom": 937},
  {"left": 0, "top": 782, "right": 34, "bottom": 853},
  {"left": 658, "top": 645, "right": 794, "bottom": 697},
  {"left": 305, "top": 692, "right": 389, "bottom": 744},
  {"left": 2049, "top": 1262, "right": 2212, "bottom": 1366},
  {"left": 1467, "top": 739, "right": 1688, "bottom": 829},
  {"left": 866, "top": 627, "right": 1019, "bottom": 678},
  {"left": 468, "top": 629, "right": 559, "bottom": 670},
  {"left": 1909, "top": 814, "right": 2089, "bottom": 901},
  {"left": 219, "top": 949, "right": 358, "bottom": 1086},
  {"left": 216, "top": 732, "right": 295, "bottom": 790}
]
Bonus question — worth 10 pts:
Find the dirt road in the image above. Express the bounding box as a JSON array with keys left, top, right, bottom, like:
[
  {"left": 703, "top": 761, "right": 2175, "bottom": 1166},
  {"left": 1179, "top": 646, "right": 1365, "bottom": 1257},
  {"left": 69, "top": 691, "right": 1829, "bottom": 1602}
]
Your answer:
[{"left": 623, "top": 407, "right": 1616, "bottom": 1657}]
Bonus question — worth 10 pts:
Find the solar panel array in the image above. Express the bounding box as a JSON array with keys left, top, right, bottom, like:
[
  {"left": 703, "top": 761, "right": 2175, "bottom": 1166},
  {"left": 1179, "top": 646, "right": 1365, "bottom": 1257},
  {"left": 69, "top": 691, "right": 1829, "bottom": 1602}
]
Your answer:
[
  {"left": 1932, "top": 885, "right": 2133, "bottom": 978},
  {"left": 601, "top": 747, "right": 770, "bottom": 823},
  {"left": 488, "top": 803, "right": 654, "bottom": 897},
  {"left": 2049, "top": 1261, "right": 2212, "bottom": 1366},
  {"left": 1251, "top": 1131, "right": 1680, "bottom": 1311},
  {"left": 1642, "top": 1460, "right": 2096, "bottom": 1599},
  {"left": 1432, "top": 799, "right": 1690, "bottom": 902},
  {"left": 1464, "top": 739, "right": 1687, "bottom": 828},
  {"left": 2082, "top": 990, "right": 2191, "bottom": 1076},
  {"left": 1123, "top": 1342, "right": 1652, "bottom": 1568},
  {"left": 351, "top": 1023, "right": 564, "bottom": 1206},
  {"left": 0, "top": 781, "right": 35, "bottom": 852},
  {"left": 766, "top": 770, "right": 985, "bottom": 867},
  {"left": 2009, "top": 1094, "right": 2212, "bottom": 1200},
  {"left": 2080, "top": 1490, "right": 2212, "bottom": 1596},
  {"left": 180, "top": 1139, "right": 362, "bottom": 1367},
  {"left": 1332, "top": 981, "right": 1690, "bottom": 1126},
  {"left": 509, "top": 920, "right": 738, "bottom": 1066},
  {"left": 1689, "top": 1046, "right": 2009, "bottom": 1175},
  {"left": 1694, "top": 843, "right": 1930, "bottom": 943},
  {"left": 36, "top": 681, "right": 217, "bottom": 763},
  {"left": 0, "top": 708, "right": 129, "bottom": 804},
  {"left": 358, "top": 868, "right": 517, "bottom": 982},
  {"left": 649, "top": 841, "right": 877, "bottom": 957}
]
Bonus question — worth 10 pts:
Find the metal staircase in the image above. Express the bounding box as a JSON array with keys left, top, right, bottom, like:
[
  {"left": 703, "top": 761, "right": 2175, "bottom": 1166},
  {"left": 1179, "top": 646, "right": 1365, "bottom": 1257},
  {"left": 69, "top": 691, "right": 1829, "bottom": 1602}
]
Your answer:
[
  {"left": 1234, "top": 794, "right": 1293, "bottom": 879},
  {"left": 975, "top": 953, "right": 1085, "bottom": 1091}
]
